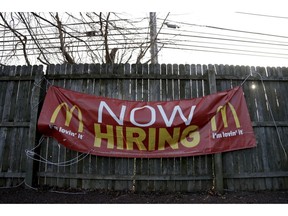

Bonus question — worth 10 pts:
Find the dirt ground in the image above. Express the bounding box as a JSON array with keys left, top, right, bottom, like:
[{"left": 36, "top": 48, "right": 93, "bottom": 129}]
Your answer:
[{"left": 0, "top": 185, "right": 288, "bottom": 204}]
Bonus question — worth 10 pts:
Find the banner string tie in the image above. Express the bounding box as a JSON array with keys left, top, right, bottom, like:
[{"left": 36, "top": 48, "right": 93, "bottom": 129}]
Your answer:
[
  {"left": 31, "top": 75, "right": 52, "bottom": 111},
  {"left": 25, "top": 135, "right": 91, "bottom": 167},
  {"left": 241, "top": 72, "right": 287, "bottom": 160}
]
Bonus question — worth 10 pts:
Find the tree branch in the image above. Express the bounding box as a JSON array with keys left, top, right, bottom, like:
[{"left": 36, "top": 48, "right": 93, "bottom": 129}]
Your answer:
[
  {"left": 55, "top": 13, "right": 75, "bottom": 64},
  {"left": 0, "top": 12, "right": 30, "bottom": 65},
  {"left": 17, "top": 12, "right": 51, "bottom": 65},
  {"left": 32, "top": 12, "right": 97, "bottom": 61}
]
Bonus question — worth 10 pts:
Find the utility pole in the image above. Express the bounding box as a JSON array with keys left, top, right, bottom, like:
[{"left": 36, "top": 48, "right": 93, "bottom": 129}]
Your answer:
[{"left": 149, "top": 12, "right": 158, "bottom": 64}]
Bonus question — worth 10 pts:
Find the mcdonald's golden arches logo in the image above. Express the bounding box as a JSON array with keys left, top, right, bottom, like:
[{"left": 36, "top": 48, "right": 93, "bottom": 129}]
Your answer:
[
  {"left": 211, "top": 102, "right": 240, "bottom": 131},
  {"left": 50, "top": 102, "right": 84, "bottom": 132}
]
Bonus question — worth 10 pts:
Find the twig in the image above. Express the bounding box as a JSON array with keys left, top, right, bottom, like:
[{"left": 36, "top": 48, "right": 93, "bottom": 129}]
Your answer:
[
  {"left": 17, "top": 12, "right": 51, "bottom": 65},
  {"left": 55, "top": 13, "right": 75, "bottom": 64},
  {"left": 0, "top": 12, "right": 30, "bottom": 65}
]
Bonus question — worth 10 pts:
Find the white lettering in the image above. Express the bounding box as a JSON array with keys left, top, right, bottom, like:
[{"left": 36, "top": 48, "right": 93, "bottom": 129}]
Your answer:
[
  {"left": 130, "top": 106, "right": 156, "bottom": 127},
  {"left": 222, "top": 130, "right": 238, "bottom": 138},
  {"left": 59, "top": 127, "right": 76, "bottom": 137},
  {"left": 98, "top": 101, "right": 197, "bottom": 127},
  {"left": 157, "top": 105, "right": 196, "bottom": 127},
  {"left": 98, "top": 101, "right": 126, "bottom": 125}
]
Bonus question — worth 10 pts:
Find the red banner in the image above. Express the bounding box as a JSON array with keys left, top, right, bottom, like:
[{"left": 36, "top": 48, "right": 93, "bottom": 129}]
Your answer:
[{"left": 37, "top": 85, "right": 256, "bottom": 158}]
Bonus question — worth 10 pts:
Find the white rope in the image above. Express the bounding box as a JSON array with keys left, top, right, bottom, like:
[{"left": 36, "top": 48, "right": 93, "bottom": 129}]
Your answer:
[
  {"left": 49, "top": 190, "right": 86, "bottom": 195},
  {"left": 0, "top": 180, "right": 25, "bottom": 189},
  {"left": 31, "top": 75, "right": 53, "bottom": 110},
  {"left": 24, "top": 181, "right": 38, "bottom": 191},
  {"left": 241, "top": 72, "right": 287, "bottom": 160},
  {"left": 25, "top": 135, "right": 91, "bottom": 167}
]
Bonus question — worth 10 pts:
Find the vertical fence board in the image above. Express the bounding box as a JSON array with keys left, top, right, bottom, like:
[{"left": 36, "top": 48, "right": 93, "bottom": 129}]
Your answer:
[
  {"left": 38, "top": 65, "right": 53, "bottom": 186},
  {"left": 149, "top": 64, "right": 164, "bottom": 191},
  {"left": 57, "top": 64, "right": 69, "bottom": 188},
  {"left": 25, "top": 65, "right": 43, "bottom": 187},
  {"left": 51, "top": 64, "right": 63, "bottom": 187},
  {"left": 159, "top": 64, "right": 169, "bottom": 191},
  {"left": 132, "top": 64, "right": 143, "bottom": 191},
  {"left": 0, "top": 66, "right": 7, "bottom": 186},
  {"left": 0, "top": 66, "right": 16, "bottom": 186},
  {"left": 187, "top": 64, "right": 197, "bottom": 191},
  {"left": 18, "top": 66, "right": 32, "bottom": 184},
  {"left": 125, "top": 64, "right": 134, "bottom": 191},
  {"left": 164, "top": 64, "right": 176, "bottom": 191},
  {"left": 90, "top": 63, "right": 107, "bottom": 190},
  {"left": 255, "top": 67, "right": 271, "bottom": 190},
  {"left": 179, "top": 64, "right": 190, "bottom": 191},
  {"left": 77, "top": 63, "right": 90, "bottom": 189},
  {"left": 84, "top": 64, "right": 95, "bottom": 189},
  {"left": 15, "top": 66, "right": 28, "bottom": 186},
  {"left": 1, "top": 67, "right": 15, "bottom": 185}
]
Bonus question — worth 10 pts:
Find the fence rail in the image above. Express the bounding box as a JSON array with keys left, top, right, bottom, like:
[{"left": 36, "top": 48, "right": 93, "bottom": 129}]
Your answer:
[{"left": 0, "top": 63, "right": 288, "bottom": 192}]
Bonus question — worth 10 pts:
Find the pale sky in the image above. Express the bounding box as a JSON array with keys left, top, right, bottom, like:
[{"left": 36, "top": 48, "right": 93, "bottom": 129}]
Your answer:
[{"left": 156, "top": 10, "right": 288, "bottom": 67}]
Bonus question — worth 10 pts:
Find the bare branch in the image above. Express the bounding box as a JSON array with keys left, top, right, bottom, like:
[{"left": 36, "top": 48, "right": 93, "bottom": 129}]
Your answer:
[
  {"left": 99, "top": 12, "right": 118, "bottom": 64},
  {"left": 17, "top": 12, "right": 51, "bottom": 65},
  {"left": 55, "top": 13, "right": 75, "bottom": 64},
  {"left": 0, "top": 12, "right": 30, "bottom": 65},
  {"left": 31, "top": 12, "right": 97, "bottom": 56}
]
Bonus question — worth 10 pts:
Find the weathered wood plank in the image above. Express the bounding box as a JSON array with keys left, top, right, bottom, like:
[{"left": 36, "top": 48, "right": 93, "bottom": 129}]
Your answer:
[
  {"left": 45, "top": 72, "right": 206, "bottom": 80},
  {"left": 0, "top": 67, "right": 17, "bottom": 186},
  {"left": 37, "top": 172, "right": 213, "bottom": 181},
  {"left": 90, "top": 63, "right": 107, "bottom": 190},
  {"left": 119, "top": 63, "right": 134, "bottom": 190},
  {"left": 264, "top": 67, "right": 287, "bottom": 189},
  {"left": 72, "top": 64, "right": 86, "bottom": 189},
  {"left": 16, "top": 66, "right": 32, "bottom": 187},
  {"left": 208, "top": 66, "right": 223, "bottom": 193},
  {"left": 0, "top": 122, "right": 30, "bottom": 127},
  {"left": 159, "top": 64, "right": 169, "bottom": 191},
  {"left": 107, "top": 63, "right": 116, "bottom": 190},
  {"left": 37, "top": 65, "right": 55, "bottom": 186},
  {"left": 187, "top": 64, "right": 198, "bottom": 191},
  {"left": 0, "top": 172, "right": 26, "bottom": 178},
  {"left": 179, "top": 64, "right": 190, "bottom": 192},
  {"left": 49, "top": 64, "right": 62, "bottom": 187},
  {"left": 150, "top": 64, "right": 164, "bottom": 191},
  {"left": 162, "top": 64, "right": 176, "bottom": 191},
  {"left": 134, "top": 64, "right": 149, "bottom": 191}
]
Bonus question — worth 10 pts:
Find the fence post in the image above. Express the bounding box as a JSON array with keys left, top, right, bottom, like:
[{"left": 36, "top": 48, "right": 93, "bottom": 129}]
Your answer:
[
  {"left": 25, "top": 66, "right": 44, "bottom": 188},
  {"left": 207, "top": 68, "right": 224, "bottom": 193}
]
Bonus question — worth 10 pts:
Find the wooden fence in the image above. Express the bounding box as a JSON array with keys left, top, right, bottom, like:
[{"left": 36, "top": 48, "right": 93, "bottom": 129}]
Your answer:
[{"left": 0, "top": 63, "right": 288, "bottom": 192}]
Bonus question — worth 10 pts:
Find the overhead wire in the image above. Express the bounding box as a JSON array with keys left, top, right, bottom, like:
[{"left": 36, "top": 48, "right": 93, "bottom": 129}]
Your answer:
[
  {"left": 159, "top": 42, "right": 288, "bottom": 57},
  {"left": 158, "top": 18, "right": 288, "bottom": 40},
  {"left": 1, "top": 12, "right": 288, "bottom": 64},
  {"left": 2, "top": 19, "right": 288, "bottom": 46},
  {"left": 236, "top": 11, "right": 288, "bottom": 20},
  {"left": 2, "top": 29, "right": 288, "bottom": 53},
  {"left": 156, "top": 15, "right": 288, "bottom": 61},
  {"left": 2, "top": 13, "right": 288, "bottom": 48},
  {"left": 161, "top": 27, "right": 288, "bottom": 46},
  {"left": 158, "top": 38, "right": 288, "bottom": 51},
  {"left": 161, "top": 46, "right": 288, "bottom": 60}
]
